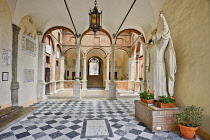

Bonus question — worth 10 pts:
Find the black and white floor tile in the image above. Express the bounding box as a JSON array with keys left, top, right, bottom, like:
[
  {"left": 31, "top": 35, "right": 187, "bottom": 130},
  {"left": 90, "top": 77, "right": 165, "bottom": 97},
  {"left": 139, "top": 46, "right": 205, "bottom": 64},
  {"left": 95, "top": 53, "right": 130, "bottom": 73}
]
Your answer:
[{"left": 0, "top": 100, "right": 204, "bottom": 140}]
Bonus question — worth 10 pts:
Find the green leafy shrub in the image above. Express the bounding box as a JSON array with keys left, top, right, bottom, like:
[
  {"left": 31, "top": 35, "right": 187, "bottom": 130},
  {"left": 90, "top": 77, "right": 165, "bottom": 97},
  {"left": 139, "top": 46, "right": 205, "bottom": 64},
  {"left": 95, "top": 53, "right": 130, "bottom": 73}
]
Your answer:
[{"left": 176, "top": 105, "right": 203, "bottom": 127}]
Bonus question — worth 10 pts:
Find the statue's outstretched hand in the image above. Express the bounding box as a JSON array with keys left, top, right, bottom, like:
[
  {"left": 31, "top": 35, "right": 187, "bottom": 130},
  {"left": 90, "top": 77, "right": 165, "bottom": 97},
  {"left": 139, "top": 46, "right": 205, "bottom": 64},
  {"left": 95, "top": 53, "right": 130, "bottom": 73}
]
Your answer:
[{"left": 159, "top": 10, "right": 165, "bottom": 19}]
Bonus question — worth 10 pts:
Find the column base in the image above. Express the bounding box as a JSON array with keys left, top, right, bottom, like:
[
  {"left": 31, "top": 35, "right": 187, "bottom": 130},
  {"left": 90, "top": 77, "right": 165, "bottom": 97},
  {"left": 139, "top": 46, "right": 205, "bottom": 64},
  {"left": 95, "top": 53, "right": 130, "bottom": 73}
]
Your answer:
[
  {"left": 73, "top": 80, "right": 82, "bottom": 100},
  {"left": 105, "top": 80, "right": 110, "bottom": 90},
  {"left": 82, "top": 80, "right": 87, "bottom": 90},
  {"left": 11, "top": 82, "right": 19, "bottom": 106},
  {"left": 107, "top": 81, "right": 117, "bottom": 100},
  {"left": 37, "top": 80, "right": 47, "bottom": 100}
]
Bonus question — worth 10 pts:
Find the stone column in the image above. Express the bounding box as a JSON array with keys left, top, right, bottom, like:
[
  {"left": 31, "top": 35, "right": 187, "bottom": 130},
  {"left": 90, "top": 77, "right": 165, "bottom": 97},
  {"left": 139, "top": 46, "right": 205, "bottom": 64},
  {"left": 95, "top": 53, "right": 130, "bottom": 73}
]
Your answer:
[
  {"left": 136, "top": 55, "right": 140, "bottom": 81},
  {"left": 128, "top": 56, "right": 135, "bottom": 90},
  {"left": 82, "top": 56, "right": 87, "bottom": 90},
  {"left": 105, "top": 56, "right": 110, "bottom": 90},
  {"left": 37, "top": 43, "right": 47, "bottom": 100},
  {"left": 107, "top": 44, "right": 117, "bottom": 100},
  {"left": 11, "top": 24, "right": 21, "bottom": 106},
  {"left": 51, "top": 50, "right": 57, "bottom": 94},
  {"left": 60, "top": 55, "right": 65, "bottom": 90},
  {"left": 142, "top": 45, "right": 147, "bottom": 92},
  {"left": 73, "top": 42, "right": 82, "bottom": 100}
]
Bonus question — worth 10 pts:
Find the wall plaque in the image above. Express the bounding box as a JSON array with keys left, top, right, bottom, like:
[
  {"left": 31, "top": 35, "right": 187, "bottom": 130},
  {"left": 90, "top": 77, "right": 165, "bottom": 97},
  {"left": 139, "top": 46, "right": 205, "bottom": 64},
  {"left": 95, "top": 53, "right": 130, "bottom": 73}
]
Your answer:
[
  {"left": 2, "top": 49, "right": 11, "bottom": 67},
  {"left": 24, "top": 69, "right": 34, "bottom": 82},
  {"left": 22, "top": 28, "right": 37, "bottom": 56}
]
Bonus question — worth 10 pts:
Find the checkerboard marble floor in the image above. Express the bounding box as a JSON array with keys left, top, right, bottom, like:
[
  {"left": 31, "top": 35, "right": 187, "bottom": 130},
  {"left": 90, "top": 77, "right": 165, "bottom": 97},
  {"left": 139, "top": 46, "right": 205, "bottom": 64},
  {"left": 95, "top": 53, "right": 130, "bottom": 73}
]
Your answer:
[{"left": 0, "top": 100, "right": 204, "bottom": 140}]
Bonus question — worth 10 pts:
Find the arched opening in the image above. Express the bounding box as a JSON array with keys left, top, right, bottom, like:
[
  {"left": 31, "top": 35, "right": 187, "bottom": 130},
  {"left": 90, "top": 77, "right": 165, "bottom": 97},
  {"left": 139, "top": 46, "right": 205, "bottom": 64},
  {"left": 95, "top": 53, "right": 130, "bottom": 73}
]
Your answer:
[
  {"left": 89, "top": 57, "right": 100, "bottom": 75},
  {"left": 87, "top": 56, "right": 104, "bottom": 88}
]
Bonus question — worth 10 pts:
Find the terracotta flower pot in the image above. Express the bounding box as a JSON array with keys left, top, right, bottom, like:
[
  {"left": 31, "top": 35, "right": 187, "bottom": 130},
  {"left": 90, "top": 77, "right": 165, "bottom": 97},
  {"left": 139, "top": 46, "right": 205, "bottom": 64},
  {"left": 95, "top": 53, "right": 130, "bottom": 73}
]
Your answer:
[
  {"left": 157, "top": 101, "right": 175, "bottom": 108},
  {"left": 178, "top": 123, "right": 198, "bottom": 139},
  {"left": 142, "top": 98, "right": 154, "bottom": 104}
]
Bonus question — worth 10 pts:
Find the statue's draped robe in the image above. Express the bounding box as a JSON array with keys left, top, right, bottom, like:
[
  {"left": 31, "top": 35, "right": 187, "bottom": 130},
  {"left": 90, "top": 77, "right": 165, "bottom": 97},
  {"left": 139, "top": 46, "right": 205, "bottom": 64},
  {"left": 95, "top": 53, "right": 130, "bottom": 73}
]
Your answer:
[{"left": 147, "top": 30, "right": 176, "bottom": 99}]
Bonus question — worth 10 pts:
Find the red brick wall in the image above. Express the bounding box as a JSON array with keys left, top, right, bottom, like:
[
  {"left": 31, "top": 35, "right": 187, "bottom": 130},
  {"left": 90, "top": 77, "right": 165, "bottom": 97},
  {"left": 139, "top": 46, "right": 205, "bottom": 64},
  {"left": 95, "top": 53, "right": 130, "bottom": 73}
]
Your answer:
[{"left": 135, "top": 100, "right": 181, "bottom": 132}]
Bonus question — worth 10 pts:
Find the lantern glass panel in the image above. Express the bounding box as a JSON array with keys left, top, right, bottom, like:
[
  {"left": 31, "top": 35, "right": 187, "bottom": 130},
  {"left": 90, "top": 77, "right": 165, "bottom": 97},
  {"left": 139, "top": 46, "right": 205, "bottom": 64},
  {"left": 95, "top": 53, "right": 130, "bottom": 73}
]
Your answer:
[{"left": 91, "top": 14, "right": 96, "bottom": 24}]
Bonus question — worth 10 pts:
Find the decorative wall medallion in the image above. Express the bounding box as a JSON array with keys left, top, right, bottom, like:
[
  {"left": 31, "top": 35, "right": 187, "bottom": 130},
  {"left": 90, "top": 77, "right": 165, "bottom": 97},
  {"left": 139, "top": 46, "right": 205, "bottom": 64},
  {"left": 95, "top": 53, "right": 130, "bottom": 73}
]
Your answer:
[
  {"left": 2, "top": 49, "right": 11, "bottom": 67},
  {"left": 22, "top": 28, "right": 37, "bottom": 56}
]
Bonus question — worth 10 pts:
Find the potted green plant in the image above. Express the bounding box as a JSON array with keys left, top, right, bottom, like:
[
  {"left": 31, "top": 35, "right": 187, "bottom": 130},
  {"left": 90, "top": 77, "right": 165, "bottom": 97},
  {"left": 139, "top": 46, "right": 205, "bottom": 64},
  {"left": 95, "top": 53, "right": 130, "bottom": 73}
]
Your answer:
[
  {"left": 139, "top": 77, "right": 143, "bottom": 81},
  {"left": 114, "top": 77, "right": 118, "bottom": 80},
  {"left": 157, "top": 96, "right": 176, "bottom": 108},
  {"left": 121, "top": 76, "right": 126, "bottom": 80},
  {"left": 176, "top": 105, "right": 204, "bottom": 139},
  {"left": 139, "top": 91, "right": 155, "bottom": 105}
]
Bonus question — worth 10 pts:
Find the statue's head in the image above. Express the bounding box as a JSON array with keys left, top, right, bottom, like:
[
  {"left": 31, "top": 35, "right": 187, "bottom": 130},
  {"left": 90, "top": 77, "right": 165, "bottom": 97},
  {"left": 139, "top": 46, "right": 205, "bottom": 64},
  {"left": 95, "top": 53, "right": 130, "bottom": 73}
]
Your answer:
[{"left": 151, "top": 29, "right": 157, "bottom": 41}]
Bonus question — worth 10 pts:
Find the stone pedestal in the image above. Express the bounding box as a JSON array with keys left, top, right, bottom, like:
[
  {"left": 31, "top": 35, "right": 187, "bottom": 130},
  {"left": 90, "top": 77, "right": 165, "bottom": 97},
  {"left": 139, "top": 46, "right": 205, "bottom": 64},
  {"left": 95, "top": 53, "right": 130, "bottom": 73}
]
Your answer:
[
  {"left": 135, "top": 100, "right": 181, "bottom": 132},
  {"left": 134, "top": 81, "right": 141, "bottom": 92},
  {"left": 105, "top": 80, "right": 110, "bottom": 90},
  {"left": 73, "top": 80, "right": 82, "bottom": 100},
  {"left": 82, "top": 80, "right": 87, "bottom": 90},
  {"left": 37, "top": 80, "right": 47, "bottom": 100},
  {"left": 52, "top": 82, "right": 57, "bottom": 94},
  {"left": 60, "top": 81, "right": 64, "bottom": 90},
  {"left": 107, "top": 81, "right": 117, "bottom": 100}
]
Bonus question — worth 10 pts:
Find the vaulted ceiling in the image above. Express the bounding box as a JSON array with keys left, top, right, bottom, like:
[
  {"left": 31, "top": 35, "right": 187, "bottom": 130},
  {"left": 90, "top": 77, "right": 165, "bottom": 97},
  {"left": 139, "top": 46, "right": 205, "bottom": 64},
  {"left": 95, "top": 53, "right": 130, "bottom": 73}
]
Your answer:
[{"left": 6, "top": 0, "right": 165, "bottom": 38}]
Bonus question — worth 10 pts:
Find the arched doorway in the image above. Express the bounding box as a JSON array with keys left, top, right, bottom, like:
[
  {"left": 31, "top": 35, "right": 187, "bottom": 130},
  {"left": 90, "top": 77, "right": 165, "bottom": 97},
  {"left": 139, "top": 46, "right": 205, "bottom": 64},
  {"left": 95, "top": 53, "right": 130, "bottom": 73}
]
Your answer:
[{"left": 87, "top": 56, "right": 104, "bottom": 88}]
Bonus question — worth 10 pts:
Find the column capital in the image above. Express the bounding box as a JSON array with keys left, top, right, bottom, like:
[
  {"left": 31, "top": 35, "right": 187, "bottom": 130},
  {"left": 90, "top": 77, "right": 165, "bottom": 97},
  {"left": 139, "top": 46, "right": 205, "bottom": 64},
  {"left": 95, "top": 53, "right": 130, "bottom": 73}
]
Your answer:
[
  {"left": 111, "top": 44, "right": 116, "bottom": 47},
  {"left": 83, "top": 56, "right": 87, "bottom": 59},
  {"left": 105, "top": 56, "right": 110, "bottom": 60},
  {"left": 12, "top": 24, "right": 21, "bottom": 32},
  {"left": 76, "top": 43, "right": 81, "bottom": 46}
]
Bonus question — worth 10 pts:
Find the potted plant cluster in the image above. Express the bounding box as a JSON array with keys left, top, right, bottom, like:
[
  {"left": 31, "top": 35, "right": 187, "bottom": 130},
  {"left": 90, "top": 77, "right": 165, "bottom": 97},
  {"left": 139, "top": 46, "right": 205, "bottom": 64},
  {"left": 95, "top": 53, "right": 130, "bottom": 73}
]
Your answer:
[
  {"left": 121, "top": 76, "right": 126, "bottom": 80},
  {"left": 139, "top": 77, "right": 143, "bottom": 81},
  {"left": 139, "top": 91, "right": 155, "bottom": 105},
  {"left": 66, "top": 75, "right": 72, "bottom": 80},
  {"left": 176, "top": 105, "right": 204, "bottom": 139},
  {"left": 157, "top": 96, "right": 176, "bottom": 108},
  {"left": 114, "top": 77, "right": 118, "bottom": 80}
]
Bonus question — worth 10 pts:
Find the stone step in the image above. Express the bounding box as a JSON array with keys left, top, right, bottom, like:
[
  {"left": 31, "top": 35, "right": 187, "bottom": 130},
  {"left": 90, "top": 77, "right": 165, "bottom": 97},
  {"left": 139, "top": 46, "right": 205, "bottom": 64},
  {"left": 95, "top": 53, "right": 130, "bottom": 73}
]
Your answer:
[
  {"left": 0, "top": 106, "right": 23, "bottom": 119},
  {"left": 0, "top": 107, "right": 37, "bottom": 132}
]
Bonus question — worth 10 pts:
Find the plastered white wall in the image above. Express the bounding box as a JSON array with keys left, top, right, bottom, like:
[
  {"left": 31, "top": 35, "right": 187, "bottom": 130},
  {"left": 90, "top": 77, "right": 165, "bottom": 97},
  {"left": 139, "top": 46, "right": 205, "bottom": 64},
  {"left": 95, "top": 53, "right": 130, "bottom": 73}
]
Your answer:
[
  {"left": 17, "top": 15, "right": 38, "bottom": 105},
  {"left": 0, "top": 0, "right": 12, "bottom": 107},
  {"left": 160, "top": 0, "right": 210, "bottom": 134}
]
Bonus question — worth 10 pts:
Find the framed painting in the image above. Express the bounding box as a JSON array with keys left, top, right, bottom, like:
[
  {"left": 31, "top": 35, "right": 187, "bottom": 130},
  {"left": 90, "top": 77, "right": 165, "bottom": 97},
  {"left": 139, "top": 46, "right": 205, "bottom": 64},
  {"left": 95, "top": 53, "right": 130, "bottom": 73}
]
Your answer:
[{"left": 2, "top": 72, "right": 9, "bottom": 81}]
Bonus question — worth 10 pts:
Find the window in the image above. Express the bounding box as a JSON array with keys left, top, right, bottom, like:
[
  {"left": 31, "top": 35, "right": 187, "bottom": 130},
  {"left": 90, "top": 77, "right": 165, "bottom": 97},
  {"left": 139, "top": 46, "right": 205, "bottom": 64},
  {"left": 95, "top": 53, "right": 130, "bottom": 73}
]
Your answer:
[
  {"left": 46, "top": 56, "right": 50, "bottom": 63},
  {"left": 89, "top": 57, "right": 100, "bottom": 75},
  {"left": 56, "top": 60, "right": 59, "bottom": 66},
  {"left": 58, "top": 32, "right": 60, "bottom": 42}
]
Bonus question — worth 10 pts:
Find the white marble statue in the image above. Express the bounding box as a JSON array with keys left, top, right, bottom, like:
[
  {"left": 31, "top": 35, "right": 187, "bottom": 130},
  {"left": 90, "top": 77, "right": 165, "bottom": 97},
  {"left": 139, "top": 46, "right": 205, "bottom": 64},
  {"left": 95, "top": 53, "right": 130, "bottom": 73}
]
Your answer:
[{"left": 140, "top": 11, "right": 176, "bottom": 99}]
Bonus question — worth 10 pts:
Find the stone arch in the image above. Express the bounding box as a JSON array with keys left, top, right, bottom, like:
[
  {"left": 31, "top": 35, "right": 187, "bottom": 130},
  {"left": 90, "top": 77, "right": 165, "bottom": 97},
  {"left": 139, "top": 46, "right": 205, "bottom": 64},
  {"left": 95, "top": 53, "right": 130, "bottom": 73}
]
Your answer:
[
  {"left": 46, "top": 35, "right": 55, "bottom": 53},
  {"left": 64, "top": 47, "right": 85, "bottom": 57},
  {"left": 86, "top": 47, "right": 107, "bottom": 57},
  {"left": 80, "top": 29, "right": 112, "bottom": 44},
  {"left": 115, "top": 48, "right": 131, "bottom": 57},
  {"left": 42, "top": 26, "right": 76, "bottom": 44}
]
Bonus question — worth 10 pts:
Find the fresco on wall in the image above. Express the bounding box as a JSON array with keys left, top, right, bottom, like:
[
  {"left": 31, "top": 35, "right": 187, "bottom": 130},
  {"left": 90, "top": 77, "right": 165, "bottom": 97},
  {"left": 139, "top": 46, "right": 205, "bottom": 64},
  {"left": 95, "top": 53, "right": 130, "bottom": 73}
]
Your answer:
[
  {"left": 22, "top": 28, "right": 37, "bottom": 56},
  {"left": 2, "top": 49, "right": 11, "bottom": 67}
]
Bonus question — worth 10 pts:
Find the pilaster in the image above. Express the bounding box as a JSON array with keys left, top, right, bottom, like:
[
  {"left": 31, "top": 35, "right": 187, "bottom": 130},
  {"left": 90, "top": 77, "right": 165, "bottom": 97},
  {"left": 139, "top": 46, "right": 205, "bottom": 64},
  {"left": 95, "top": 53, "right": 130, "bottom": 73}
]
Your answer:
[
  {"left": 107, "top": 44, "right": 117, "bottom": 100},
  {"left": 37, "top": 43, "right": 47, "bottom": 100},
  {"left": 73, "top": 41, "right": 82, "bottom": 100},
  {"left": 11, "top": 24, "right": 21, "bottom": 106}
]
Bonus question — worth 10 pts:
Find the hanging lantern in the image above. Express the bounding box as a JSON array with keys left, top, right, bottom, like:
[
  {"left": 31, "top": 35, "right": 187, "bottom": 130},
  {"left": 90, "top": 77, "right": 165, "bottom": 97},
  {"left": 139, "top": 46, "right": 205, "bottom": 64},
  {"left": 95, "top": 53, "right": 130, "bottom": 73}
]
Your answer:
[{"left": 89, "top": 0, "right": 102, "bottom": 34}]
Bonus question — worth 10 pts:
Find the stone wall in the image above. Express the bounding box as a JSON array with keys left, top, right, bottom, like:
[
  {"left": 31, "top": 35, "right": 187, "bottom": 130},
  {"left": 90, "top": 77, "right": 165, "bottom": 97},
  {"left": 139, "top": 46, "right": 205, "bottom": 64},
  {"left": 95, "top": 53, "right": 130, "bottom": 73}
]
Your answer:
[
  {"left": 160, "top": 0, "right": 210, "bottom": 135},
  {"left": 18, "top": 15, "right": 38, "bottom": 105},
  {"left": 0, "top": 0, "right": 12, "bottom": 108},
  {"left": 135, "top": 100, "right": 180, "bottom": 132}
]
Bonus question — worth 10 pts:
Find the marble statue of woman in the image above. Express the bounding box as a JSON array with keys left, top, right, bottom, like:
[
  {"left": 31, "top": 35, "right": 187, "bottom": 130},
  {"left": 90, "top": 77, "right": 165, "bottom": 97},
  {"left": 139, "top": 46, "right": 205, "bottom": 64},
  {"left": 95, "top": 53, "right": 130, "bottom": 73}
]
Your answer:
[{"left": 140, "top": 11, "right": 176, "bottom": 99}]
